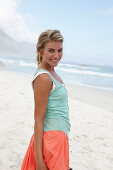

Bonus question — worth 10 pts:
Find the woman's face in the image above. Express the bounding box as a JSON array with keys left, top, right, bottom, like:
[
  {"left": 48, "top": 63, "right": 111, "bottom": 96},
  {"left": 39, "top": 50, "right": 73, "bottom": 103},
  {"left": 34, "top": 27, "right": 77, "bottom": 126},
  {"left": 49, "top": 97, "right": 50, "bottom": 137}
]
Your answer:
[{"left": 40, "top": 41, "right": 63, "bottom": 67}]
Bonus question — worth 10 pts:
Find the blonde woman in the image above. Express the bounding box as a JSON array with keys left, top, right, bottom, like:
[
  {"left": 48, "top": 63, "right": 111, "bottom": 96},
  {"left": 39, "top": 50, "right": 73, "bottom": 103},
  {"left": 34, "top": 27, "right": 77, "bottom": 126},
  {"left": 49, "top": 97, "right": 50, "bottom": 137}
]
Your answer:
[{"left": 21, "top": 30, "right": 72, "bottom": 170}]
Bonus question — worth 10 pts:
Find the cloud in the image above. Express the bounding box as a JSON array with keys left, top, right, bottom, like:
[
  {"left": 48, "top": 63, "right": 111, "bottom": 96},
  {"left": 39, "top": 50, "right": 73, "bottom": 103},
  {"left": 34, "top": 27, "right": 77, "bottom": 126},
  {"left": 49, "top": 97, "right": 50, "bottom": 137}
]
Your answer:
[
  {"left": 0, "top": 0, "right": 35, "bottom": 42},
  {"left": 99, "top": 7, "right": 113, "bottom": 15}
]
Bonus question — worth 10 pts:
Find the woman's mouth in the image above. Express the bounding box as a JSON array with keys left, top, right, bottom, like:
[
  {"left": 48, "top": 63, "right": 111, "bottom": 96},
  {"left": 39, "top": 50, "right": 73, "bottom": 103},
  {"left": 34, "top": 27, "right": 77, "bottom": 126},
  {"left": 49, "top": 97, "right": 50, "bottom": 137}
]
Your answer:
[{"left": 50, "top": 59, "right": 58, "bottom": 63}]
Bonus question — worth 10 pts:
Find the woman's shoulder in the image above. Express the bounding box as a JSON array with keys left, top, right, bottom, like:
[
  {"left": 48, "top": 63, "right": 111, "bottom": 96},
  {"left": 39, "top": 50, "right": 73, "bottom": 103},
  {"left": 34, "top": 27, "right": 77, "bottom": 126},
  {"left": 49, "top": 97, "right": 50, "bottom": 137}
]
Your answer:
[
  {"left": 34, "top": 72, "right": 52, "bottom": 84},
  {"left": 32, "top": 71, "right": 53, "bottom": 91}
]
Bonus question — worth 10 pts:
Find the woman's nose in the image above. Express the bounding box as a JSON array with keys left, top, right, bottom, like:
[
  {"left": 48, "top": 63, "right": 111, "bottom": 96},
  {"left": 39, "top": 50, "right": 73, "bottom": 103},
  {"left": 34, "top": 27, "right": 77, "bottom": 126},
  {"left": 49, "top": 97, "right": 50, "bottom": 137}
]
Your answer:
[{"left": 53, "top": 52, "right": 59, "bottom": 58}]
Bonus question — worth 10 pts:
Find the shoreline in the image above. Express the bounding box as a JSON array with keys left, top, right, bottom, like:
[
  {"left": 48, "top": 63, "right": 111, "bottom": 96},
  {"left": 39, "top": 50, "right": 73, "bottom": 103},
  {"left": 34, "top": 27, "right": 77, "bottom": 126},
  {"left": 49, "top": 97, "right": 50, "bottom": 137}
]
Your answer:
[{"left": 0, "top": 70, "right": 113, "bottom": 170}]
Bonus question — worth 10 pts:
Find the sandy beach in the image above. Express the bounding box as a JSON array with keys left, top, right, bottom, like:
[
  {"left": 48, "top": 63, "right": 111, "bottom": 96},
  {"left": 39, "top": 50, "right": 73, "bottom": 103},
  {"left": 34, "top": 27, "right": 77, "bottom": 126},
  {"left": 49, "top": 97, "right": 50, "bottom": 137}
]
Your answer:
[{"left": 0, "top": 70, "right": 113, "bottom": 170}]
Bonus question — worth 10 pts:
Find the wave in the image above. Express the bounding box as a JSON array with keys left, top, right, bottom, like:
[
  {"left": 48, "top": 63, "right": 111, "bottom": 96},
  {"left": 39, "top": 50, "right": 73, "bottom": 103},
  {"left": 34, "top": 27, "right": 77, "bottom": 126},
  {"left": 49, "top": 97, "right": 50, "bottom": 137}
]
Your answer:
[
  {"left": 7, "top": 60, "right": 15, "bottom": 63},
  {"left": 57, "top": 67, "right": 113, "bottom": 77},
  {"left": 59, "top": 63, "right": 100, "bottom": 70},
  {"left": 69, "top": 81, "right": 113, "bottom": 92},
  {"left": 0, "top": 58, "right": 15, "bottom": 63},
  {"left": 19, "top": 61, "right": 37, "bottom": 67},
  {"left": 0, "top": 58, "right": 6, "bottom": 62},
  {"left": 79, "top": 83, "right": 113, "bottom": 92},
  {"left": 95, "top": 63, "right": 113, "bottom": 67}
]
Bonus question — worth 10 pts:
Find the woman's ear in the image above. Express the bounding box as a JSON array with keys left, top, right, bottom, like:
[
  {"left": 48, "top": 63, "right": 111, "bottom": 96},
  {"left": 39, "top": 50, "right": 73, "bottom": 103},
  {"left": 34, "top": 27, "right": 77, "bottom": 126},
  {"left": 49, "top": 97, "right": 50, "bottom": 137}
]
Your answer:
[{"left": 40, "top": 49, "right": 44, "bottom": 57}]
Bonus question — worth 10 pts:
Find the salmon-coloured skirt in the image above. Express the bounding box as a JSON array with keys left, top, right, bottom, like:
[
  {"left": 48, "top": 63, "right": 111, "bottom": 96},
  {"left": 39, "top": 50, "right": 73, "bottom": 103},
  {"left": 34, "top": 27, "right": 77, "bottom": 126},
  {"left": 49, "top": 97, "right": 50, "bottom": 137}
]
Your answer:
[{"left": 21, "top": 130, "right": 69, "bottom": 170}]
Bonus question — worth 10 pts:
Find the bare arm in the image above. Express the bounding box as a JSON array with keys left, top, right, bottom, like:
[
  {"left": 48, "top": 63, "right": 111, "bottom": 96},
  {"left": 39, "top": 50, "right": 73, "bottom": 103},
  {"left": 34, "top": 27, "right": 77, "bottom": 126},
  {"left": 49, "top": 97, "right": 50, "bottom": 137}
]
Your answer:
[{"left": 33, "top": 73, "right": 52, "bottom": 169}]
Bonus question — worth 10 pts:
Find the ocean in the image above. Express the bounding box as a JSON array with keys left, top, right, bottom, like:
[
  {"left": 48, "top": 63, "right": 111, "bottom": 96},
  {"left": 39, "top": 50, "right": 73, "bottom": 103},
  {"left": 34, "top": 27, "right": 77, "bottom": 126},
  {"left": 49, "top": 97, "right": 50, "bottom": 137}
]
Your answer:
[{"left": 0, "top": 55, "right": 113, "bottom": 93}]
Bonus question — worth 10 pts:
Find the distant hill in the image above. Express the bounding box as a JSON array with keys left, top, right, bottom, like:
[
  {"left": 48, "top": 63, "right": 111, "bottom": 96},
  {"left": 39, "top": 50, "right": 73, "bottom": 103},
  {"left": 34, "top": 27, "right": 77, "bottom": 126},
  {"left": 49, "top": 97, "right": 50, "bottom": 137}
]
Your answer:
[
  {"left": 0, "top": 28, "right": 35, "bottom": 58},
  {"left": 0, "top": 60, "right": 5, "bottom": 67}
]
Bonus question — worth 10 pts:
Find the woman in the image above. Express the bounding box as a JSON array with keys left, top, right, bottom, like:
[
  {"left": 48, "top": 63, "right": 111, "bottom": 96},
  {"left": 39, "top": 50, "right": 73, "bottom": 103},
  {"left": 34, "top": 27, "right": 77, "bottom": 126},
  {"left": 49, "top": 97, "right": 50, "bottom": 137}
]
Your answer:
[{"left": 21, "top": 30, "right": 71, "bottom": 170}]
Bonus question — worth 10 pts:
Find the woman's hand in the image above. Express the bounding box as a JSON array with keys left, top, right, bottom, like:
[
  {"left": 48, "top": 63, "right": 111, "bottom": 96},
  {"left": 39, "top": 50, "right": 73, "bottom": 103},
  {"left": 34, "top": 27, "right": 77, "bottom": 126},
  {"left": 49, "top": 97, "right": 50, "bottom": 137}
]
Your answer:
[{"left": 36, "top": 161, "right": 49, "bottom": 170}]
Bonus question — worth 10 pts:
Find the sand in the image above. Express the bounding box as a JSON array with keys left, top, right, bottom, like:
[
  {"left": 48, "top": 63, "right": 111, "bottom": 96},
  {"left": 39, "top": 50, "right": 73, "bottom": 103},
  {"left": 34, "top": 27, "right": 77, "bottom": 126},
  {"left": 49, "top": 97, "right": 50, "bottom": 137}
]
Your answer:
[{"left": 0, "top": 70, "right": 113, "bottom": 170}]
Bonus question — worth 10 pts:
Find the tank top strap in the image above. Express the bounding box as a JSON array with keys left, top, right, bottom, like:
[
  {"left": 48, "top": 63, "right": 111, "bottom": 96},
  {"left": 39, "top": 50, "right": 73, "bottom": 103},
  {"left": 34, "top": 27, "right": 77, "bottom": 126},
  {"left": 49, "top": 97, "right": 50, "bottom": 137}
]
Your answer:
[
  {"left": 36, "top": 69, "right": 57, "bottom": 85},
  {"left": 40, "top": 68, "right": 65, "bottom": 85},
  {"left": 31, "top": 69, "right": 58, "bottom": 90}
]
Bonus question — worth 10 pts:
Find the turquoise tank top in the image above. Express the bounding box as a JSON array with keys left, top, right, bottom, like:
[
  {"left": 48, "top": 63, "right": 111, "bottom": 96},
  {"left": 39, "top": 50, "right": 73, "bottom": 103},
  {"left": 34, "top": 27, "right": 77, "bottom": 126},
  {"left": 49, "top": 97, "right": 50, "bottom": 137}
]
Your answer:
[{"left": 32, "top": 68, "right": 71, "bottom": 138}]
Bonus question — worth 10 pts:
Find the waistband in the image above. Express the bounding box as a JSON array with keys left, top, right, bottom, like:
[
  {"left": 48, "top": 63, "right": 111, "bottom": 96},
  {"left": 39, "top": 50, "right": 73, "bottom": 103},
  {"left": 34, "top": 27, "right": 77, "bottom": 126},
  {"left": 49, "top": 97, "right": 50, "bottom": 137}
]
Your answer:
[{"left": 43, "top": 117, "right": 71, "bottom": 138}]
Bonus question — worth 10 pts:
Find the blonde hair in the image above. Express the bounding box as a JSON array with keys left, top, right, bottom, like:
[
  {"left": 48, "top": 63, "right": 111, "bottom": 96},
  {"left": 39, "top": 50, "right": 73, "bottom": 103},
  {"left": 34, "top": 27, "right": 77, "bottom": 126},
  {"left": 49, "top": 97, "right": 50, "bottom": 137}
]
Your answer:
[{"left": 36, "top": 29, "right": 63, "bottom": 65}]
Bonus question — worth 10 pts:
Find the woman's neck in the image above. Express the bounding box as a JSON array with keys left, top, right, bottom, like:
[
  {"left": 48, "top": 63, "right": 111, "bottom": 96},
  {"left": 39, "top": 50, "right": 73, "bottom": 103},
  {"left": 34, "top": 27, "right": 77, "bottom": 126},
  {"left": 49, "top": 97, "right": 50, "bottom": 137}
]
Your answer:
[{"left": 38, "top": 63, "right": 55, "bottom": 72}]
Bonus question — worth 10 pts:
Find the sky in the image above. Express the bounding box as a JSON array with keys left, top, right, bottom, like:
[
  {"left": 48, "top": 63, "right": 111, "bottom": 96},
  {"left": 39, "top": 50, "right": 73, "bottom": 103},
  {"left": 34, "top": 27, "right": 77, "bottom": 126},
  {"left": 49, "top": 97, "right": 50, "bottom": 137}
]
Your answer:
[{"left": 0, "top": 0, "right": 113, "bottom": 64}]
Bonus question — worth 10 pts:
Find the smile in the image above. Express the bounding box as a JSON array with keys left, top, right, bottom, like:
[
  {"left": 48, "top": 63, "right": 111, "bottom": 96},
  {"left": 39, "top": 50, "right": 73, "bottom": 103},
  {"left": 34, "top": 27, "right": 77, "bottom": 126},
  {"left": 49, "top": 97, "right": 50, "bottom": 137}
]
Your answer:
[{"left": 50, "top": 59, "right": 58, "bottom": 62}]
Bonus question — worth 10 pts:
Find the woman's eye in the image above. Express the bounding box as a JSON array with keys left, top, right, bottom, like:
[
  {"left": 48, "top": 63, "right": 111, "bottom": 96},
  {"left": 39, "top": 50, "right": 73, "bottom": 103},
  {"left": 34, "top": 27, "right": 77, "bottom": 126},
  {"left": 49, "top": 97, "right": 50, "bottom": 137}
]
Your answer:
[
  {"left": 58, "top": 49, "right": 62, "bottom": 52},
  {"left": 48, "top": 49, "right": 54, "bottom": 52}
]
